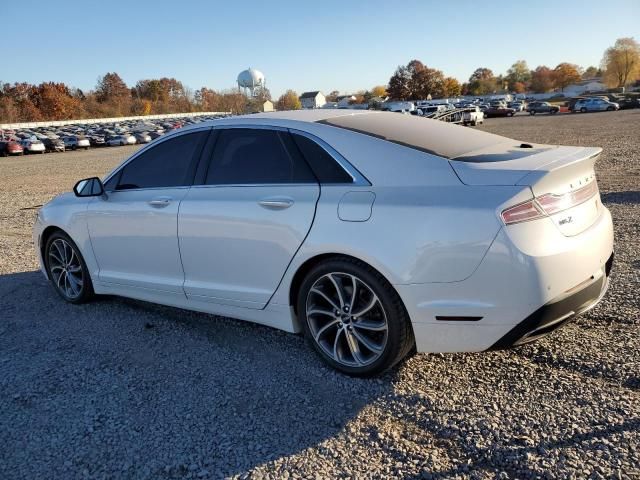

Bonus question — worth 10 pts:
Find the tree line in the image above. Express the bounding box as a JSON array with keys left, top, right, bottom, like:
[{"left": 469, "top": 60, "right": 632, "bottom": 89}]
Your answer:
[
  {"left": 387, "top": 37, "right": 639, "bottom": 100},
  {"left": 1, "top": 37, "right": 638, "bottom": 122}
]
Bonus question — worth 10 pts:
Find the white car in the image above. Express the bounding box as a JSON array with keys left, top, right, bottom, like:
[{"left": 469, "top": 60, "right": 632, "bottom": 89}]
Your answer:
[
  {"left": 20, "top": 139, "right": 46, "bottom": 154},
  {"left": 106, "top": 134, "right": 136, "bottom": 146},
  {"left": 462, "top": 106, "right": 484, "bottom": 126},
  {"left": 62, "top": 136, "right": 90, "bottom": 150},
  {"left": 33, "top": 110, "right": 614, "bottom": 376},
  {"left": 574, "top": 98, "right": 619, "bottom": 112}
]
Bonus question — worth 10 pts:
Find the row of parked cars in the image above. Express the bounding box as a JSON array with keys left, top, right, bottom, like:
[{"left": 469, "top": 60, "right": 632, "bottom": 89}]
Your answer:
[{"left": 0, "top": 114, "right": 229, "bottom": 157}]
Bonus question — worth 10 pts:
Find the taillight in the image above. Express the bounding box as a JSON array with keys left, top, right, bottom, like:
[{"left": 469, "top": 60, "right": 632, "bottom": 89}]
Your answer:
[{"left": 501, "top": 181, "right": 598, "bottom": 225}]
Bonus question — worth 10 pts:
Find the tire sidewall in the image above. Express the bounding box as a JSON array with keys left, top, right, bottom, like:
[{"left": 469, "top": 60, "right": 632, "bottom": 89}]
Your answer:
[
  {"left": 44, "top": 231, "right": 94, "bottom": 304},
  {"left": 297, "top": 259, "right": 410, "bottom": 377}
]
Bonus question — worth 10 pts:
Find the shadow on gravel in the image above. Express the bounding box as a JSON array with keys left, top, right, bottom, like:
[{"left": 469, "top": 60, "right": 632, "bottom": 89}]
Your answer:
[
  {"left": 1, "top": 270, "right": 637, "bottom": 479},
  {"left": 601, "top": 191, "right": 640, "bottom": 205},
  {"left": 0, "top": 270, "right": 388, "bottom": 478}
]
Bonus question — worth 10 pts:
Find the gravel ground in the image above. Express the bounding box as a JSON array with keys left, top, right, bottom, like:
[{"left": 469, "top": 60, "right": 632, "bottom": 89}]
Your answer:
[{"left": 0, "top": 110, "right": 639, "bottom": 479}]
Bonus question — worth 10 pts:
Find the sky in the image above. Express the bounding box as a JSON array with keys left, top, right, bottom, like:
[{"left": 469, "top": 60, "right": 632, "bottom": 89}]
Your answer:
[{"left": 3, "top": 0, "right": 639, "bottom": 98}]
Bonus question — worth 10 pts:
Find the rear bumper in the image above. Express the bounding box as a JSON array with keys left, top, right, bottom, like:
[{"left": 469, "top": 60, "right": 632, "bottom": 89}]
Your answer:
[
  {"left": 397, "top": 206, "right": 614, "bottom": 353},
  {"left": 488, "top": 252, "right": 613, "bottom": 350}
]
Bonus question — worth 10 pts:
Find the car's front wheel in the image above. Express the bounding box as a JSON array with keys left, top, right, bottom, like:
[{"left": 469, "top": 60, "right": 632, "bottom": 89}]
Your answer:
[
  {"left": 298, "top": 258, "right": 414, "bottom": 377},
  {"left": 45, "top": 231, "right": 94, "bottom": 304},
  {"left": 580, "top": 107, "right": 587, "bottom": 113}
]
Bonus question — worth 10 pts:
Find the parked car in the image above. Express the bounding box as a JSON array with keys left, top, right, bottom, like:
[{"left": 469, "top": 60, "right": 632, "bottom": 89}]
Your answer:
[
  {"left": 63, "top": 136, "right": 90, "bottom": 150},
  {"left": 148, "top": 131, "right": 164, "bottom": 140},
  {"left": 527, "top": 102, "right": 560, "bottom": 115},
  {"left": 106, "top": 134, "right": 136, "bottom": 146},
  {"left": 484, "top": 106, "right": 516, "bottom": 118},
  {"left": 417, "top": 105, "right": 446, "bottom": 117},
  {"left": 573, "top": 98, "right": 620, "bottom": 113},
  {"left": 89, "top": 136, "right": 106, "bottom": 147},
  {"left": 616, "top": 97, "right": 640, "bottom": 109},
  {"left": 43, "top": 138, "right": 65, "bottom": 153},
  {"left": 33, "top": 110, "right": 614, "bottom": 376},
  {"left": 462, "top": 106, "right": 484, "bottom": 126},
  {"left": 509, "top": 101, "right": 525, "bottom": 112},
  {"left": 134, "top": 132, "right": 152, "bottom": 144},
  {"left": 20, "top": 139, "right": 46, "bottom": 154},
  {"left": 0, "top": 140, "right": 24, "bottom": 156}
]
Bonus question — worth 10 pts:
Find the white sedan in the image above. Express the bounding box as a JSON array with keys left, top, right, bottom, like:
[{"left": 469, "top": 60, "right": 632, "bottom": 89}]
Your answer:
[
  {"left": 574, "top": 98, "right": 619, "bottom": 112},
  {"left": 106, "top": 134, "right": 137, "bottom": 146},
  {"left": 33, "top": 110, "right": 614, "bottom": 376}
]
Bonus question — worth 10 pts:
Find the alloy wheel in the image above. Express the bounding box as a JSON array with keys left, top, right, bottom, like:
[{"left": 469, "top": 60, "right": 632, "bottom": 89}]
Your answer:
[
  {"left": 306, "top": 272, "right": 388, "bottom": 368},
  {"left": 48, "top": 238, "right": 84, "bottom": 300}
]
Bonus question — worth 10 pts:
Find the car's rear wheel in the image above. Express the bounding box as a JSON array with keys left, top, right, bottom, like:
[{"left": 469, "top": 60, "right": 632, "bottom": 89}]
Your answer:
[
  {"left": 530, "top": 110, "right": 536, "bottom": 115},
  {"left": 45, "top": 231, "right": 94, "bottom": 304},
  {"left": 298, "top": 258, "right": 414, "bottom": 377}
]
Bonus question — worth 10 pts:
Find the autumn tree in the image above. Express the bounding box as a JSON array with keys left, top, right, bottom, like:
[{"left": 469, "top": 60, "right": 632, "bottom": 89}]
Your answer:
[
  {"left": 95, "top": 72, "right": 130, "bottom": 115},
  {"left": 276, "top": 90, "right": 301, "bottom": 110},
  {"left": 582, "top": 66, "right": 601, "bottom": 79},
  {"left": 370, "top": 85, "right": 387, "bottom": 98},
  {"left": 387, "top": 60, "right": 446, "bottom": 99},
  {"left": 601, "top": 37, "right": 640, "bottom": 87},
  {"left": 325, "top": 90, "right": 340, "bottom": 102},
  {"left": 506, "top": 60, "right": 531, "bottom": 90},
  {"left": 467, "top": 67, "right": 497, "bottom": 95},
  {"left": 530, "top": 66, "right": 555, "bottom": 93},
  {"left": 443, "top": 77, "right": 461, "bottom": 97},
  {"left": 553, "top": 63, "right": 581, "bottom": 92}
]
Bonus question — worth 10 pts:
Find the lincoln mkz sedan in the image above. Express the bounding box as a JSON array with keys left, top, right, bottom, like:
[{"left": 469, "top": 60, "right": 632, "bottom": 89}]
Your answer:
[{"left": 33, "top": 110, "right": 614, "bottom": 376}]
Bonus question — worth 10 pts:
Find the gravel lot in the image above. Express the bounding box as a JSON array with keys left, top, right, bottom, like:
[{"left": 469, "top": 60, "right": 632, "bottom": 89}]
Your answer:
[{"left": 1, "top": 110, "right": 639, "bottom": 479}]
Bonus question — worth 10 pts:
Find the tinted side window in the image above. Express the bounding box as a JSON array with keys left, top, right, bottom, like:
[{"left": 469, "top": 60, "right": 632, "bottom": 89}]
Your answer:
[
  {"left": 291, "top": 133, "right": 353, "bottom": 184},
  {"left": 117, "top": 130, "right": 208, "bottom": 190},
  {"left": 205, "top": 128, "right": 316, "bottom": 185}
]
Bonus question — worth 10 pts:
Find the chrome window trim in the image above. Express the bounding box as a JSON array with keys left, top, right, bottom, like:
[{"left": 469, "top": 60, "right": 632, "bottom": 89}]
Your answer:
[{"left": 102, "top": 122, "right": 371, "bottom": 191}]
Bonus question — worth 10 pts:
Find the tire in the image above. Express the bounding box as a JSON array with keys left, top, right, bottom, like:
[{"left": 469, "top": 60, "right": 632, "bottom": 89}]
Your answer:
[
  {"left": 607, "top": 106, "right": 614, "bottom": 111},
  {"left": 72, "top": 145, "right": 76, "bottom": 150},
  {"left": 530, "top": 110, "right": 536, "bottom": 115},
  {"left": 297, "top": 258, "right": 414, "bottom": 377},
  {"left": 44, "top": 231, "right": 94, "bottom": 304},
  {"left": 580, "top": 107, "right": 587, "bottom": 113}
]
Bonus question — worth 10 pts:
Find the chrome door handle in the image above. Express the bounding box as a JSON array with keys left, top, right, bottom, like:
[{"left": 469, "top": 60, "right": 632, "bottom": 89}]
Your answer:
[
  {"left": 148, "top": 197, "right": 172, "bottom": 208},
  {"left": 259, "top": 198, "right": 294, "bottom": 210}
]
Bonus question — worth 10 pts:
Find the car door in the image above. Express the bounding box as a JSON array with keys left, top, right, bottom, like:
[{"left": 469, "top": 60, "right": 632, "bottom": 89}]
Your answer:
[
  {"left": 85, "top": 129, "right": 210, "bottom": 293},
  {"left": 178, "top": 127, "right": 320, "bottom": 309}
]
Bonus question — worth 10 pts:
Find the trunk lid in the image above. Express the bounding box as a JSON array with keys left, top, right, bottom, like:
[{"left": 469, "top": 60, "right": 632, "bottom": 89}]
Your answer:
[{"left": 450, "top": 144, "right": 603, "bottom": 236}]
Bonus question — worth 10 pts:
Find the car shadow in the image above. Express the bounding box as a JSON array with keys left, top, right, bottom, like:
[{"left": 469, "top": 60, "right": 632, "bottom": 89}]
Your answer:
[{"left": 600, "top": 191, "right": 640, "bottom": 205}]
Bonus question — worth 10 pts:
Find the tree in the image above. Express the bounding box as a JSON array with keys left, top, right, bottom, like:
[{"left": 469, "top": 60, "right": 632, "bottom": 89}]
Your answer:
[
  {"left": 387, "top": 64, "right": 411, "bottom": 100},
  {"left": 512, "top": 82, "right": 526, "bottom": 94},
  {"left": 467, "top": 67, "right": 497, "bottom": 95},
  {"left": 325, "top": 90, "right": 340, "bottom": 102},
  {"left": 530, "top": 66, "right": 555, "bottom": 93},
  {"left": 506, "top": 60, "right": 531, "bottom": 90},
  {"left": 601, "top": 37, "right": 640, "bottom": 87},
  {"left": 553, "top": 63, "right": 581, "bottom": 91},
  {"left": 582, "top": 66, "right": 601, "bottom": 79},
  {"left": 370, "top": 85, "right": 387, "bottom": 98},
  {"left": 443, "top": 77, "right": 461, "bottom": 97},
  {"left": 276, "top": 90, "right": 301, "bottom": 110},
  {"left": 95, "top": 72, "right": 130, "bottom": 115}
]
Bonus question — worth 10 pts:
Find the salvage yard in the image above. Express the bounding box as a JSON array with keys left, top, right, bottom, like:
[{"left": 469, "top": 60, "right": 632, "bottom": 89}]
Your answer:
[{"left": 0, "top": 110, "right": 639, "bottom": 479}]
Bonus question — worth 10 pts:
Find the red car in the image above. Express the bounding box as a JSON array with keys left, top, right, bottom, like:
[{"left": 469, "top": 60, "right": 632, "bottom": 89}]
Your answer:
[{"left": 0, "top": 139, "right": 24, "bottom": 156}]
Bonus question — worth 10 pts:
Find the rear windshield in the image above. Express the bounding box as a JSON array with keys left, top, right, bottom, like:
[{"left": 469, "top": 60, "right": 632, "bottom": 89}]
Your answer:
[{"left": 317, "top": 112, "right": 551, "bottom": 162}]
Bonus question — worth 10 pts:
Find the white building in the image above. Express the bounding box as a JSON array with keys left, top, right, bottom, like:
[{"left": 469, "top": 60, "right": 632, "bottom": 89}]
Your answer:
[
  {"left": 562, "top": 79, "right": 607, "bottom": 96},
  {"left": 299, "top": 91, "right": 326, "bottom": 109}
]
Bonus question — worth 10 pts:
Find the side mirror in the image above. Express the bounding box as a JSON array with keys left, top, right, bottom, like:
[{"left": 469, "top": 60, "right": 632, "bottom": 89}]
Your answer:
[{"left": 73, "top": 177, "right": 105, "bottom": 197}]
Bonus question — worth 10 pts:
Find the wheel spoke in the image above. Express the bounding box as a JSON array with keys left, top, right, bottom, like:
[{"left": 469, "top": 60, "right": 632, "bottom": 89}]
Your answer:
[
  {"left": 56, "top": 270, "right": 66, "bottom": 289},
  {"left": 327, "top": 274, "right": 345, "bottom": 308},
  {"left": 352, "top": 295, "right": 379, "bottom": 318},
  {"left": 66, "top": 272, "right": 82, "bottom": 294},
  {"left": 50, "top": 265, "right": 64, "bottom": 273},
  {"left": 349, "top": 275, "right": 358, "bottom": 311},
  {"left": 307, "top": 308, "right": 335, "bottom": 318},
  {"left": 49, "top": 250, "right": 64, "bottom": 265},
  {"left": 333, "top": 327, "right": 344, "bottom": 361},
  {"left": 351, "top": 328, "right": 384, "bottom": 354},
  {"left": 353, "top": 318, "right": 388, "bottom": 332},
  {"left": 314, "top": 319, "right": 340, "bottom": 341},
  {"left": 344, "top": 330, "right": 365, "bottom": 364},
  {"left": 310, "top": 288, "right": 340, "bottom": 311}
]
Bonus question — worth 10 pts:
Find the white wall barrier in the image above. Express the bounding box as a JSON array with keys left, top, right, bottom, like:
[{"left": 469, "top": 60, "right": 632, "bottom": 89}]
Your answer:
[{"left": 0, "top": 111, "right": 232, "bottom": 130}]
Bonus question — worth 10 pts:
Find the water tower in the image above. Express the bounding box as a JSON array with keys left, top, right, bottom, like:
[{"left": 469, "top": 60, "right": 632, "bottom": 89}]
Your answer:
[{"left": 237, "top": 68, "right": 266, "bottom": 97}]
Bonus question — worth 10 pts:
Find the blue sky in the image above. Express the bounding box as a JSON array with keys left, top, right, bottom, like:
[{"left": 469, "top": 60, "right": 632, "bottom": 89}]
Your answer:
[{"left": 3, "top": 0, "right": 639, "bottom": 97}]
